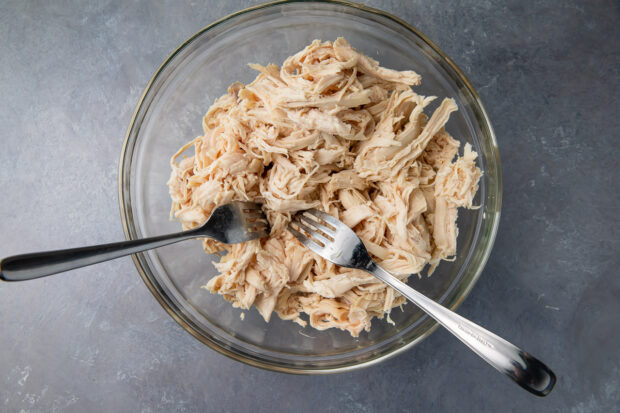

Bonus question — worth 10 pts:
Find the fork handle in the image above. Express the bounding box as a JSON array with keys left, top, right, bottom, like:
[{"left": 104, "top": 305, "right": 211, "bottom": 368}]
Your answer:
[
  {"left": 0, "top": 229, "right": 201, "bottom": 282},
  {"left": 367, "top": 262, "right": 556, "bottom": 396}
]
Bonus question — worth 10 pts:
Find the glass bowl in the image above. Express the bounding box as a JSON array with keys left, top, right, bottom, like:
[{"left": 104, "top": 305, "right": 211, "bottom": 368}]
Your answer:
[{"left": 118, "top": 0, "right": 501, "bottom": 373}]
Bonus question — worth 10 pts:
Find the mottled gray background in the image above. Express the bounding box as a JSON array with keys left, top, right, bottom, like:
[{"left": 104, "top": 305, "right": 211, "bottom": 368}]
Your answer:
[{"left": 1, "top": 0, "right": 618, "bottom": 412}]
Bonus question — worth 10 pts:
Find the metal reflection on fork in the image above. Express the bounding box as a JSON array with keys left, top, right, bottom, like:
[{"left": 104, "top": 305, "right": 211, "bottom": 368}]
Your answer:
[
  {"left": 289, "top": 208, "right": 556, "bottom": 397},
  {"left": 0, "top": 202, "right": 269, "bottom": 282}
]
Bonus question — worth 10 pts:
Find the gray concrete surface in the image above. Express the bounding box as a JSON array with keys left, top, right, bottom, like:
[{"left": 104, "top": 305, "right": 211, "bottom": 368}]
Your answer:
[{"left": 1, "top": 1, "right": 618, "bottom": 411}]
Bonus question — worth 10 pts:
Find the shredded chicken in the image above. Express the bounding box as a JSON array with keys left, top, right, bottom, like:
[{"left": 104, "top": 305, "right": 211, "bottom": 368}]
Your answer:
[{"left": 167, "top": 38, "right": 482, "bottom": 336}]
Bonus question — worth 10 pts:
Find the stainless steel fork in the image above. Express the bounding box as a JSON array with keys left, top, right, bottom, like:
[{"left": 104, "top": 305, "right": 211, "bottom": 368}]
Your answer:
[
  {"left": 0, "top": 202, "right": 268, "bottom": 282},
  {"left": 288, "top": 208, "right": 556, "bottom": 397}
]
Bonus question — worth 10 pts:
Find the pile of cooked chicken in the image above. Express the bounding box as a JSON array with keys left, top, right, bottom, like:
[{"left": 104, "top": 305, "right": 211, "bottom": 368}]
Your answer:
[{"left": 167, "top": 38, "right": 482, "bottom": 336}]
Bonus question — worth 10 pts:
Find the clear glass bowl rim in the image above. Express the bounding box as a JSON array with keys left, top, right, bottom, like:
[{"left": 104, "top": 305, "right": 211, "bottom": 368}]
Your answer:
[{"left": 118, "top": 0, "right": 502, "bottom": 374}]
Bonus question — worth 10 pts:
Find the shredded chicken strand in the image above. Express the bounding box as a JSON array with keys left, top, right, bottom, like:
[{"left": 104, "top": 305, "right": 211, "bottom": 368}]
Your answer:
[{"left": 167, "top": 38, "right": 482, "bottom": 336}]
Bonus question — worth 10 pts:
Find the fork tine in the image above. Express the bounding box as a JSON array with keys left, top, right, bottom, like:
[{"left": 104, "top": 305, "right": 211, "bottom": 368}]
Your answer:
[
  {"left": 288, "top": 224, "right": 325, "bottom": 251},
  {"left": 244, "top": 210, "right": 266, "bottom": 220},
  {"left": 246, "top": 220, "right": 269, "bottom": 229},
  {"left": 247, "top": 221, "right": 269, "bottom": 231},
  {"left": 238, "top": 201, "right": 263, "bottom": 211},
  {"left": 297, "top": 215, "right": 334, "bottom": 241},
  {"left": 306, "top": 209, "right": 339, "bottom": 228},
  {"left": 245, "top": 230, "right": 270, "bottom": 240},
  {"left": 299, "top": 211, "right": 336, "bottom": 235},
  {"left": 292, "top": 216, "right": 330, "bottom": 246}
]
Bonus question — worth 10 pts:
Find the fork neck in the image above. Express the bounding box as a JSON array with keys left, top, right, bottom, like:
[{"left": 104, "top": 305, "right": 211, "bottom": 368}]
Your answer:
[{"left": 364, "top": 261, "right": 392, "bottom": 283}]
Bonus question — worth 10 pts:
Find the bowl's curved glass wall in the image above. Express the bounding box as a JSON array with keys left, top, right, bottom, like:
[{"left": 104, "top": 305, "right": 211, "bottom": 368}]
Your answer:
[{"left": 119, "top": 1, "right": 501, "bottom": 372}]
